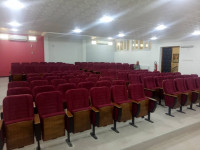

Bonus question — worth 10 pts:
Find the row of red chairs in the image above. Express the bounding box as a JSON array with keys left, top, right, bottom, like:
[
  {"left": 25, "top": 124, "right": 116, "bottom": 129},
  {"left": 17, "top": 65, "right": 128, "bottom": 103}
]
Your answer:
[{"left": 1, "top": 84, "right": 157, "bottom": 149}]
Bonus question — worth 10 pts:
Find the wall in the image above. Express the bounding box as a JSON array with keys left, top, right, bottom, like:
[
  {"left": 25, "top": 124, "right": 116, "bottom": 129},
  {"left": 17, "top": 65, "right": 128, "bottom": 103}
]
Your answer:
[
  {"left": 114, "top": 44, "right": 161, "bottom": 71},
  {"left": 86, "top": 40, "right": 115, "bottom": 62},
  {"left": 0, "top": 36, "right": 44, "bottom": 76},
  {"left": 45, "top": 37, "right": 84, "bottom": 63}
]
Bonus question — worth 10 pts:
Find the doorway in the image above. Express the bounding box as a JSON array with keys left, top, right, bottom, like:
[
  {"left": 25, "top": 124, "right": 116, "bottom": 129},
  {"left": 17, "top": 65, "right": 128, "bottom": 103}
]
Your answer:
[{"left": 161, "top": 46, "right": 180, "bottom": 73}]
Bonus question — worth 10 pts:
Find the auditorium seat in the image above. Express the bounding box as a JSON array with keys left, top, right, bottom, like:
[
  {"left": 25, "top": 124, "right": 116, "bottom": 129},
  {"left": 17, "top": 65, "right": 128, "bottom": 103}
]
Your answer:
[
  {"left": 7, "top": 87, "right": 32, "bottom": 96},
  {"left": 2, "top": 94, "right": 39, "bottom": 149},
  {"left": 32, "top": 85, "right": 56, "bottom": 98},
  {"left": 30, "top": 80, "right": 49, "bottom": 89},
  {"left": 128, "top": 74, "right": 141, "bottom": 84},
  {"left": 27, "top": 76, "right": 42, "bottom": 83},
  {"left": 90, "top": 87, "right": 121, "bottom": 139},
  {"left": 65, "top": 88, "right": 91, "bottom": 147},
  {"left": 163, "top": 79, "right": 189, "bottom": 117},
  {"left": 8, "top": 81, "right": 29, "bottom": 89},
  {"left": 128, "top": 84, "right": 157, "bottom": 127},
  {"left": 117, "top": 72, "right": 128, "bottom": 82},
  {"left": 51, "top": 79, "right": 67, "bottom": 88},
  {"left": 77, "top": 81, "right": 95, "bottom": 90},
  {"left": 45, "top": 76, "right": 58, "bottom": 82},
  {"left": 35, "top": 91, "right": 65, "bottom": 142},
  {"left": 111, "top": 85, "right": 131, "bottom": 122},
  {"left": 69, "top": 78, "right": 83, "bottom": 85},
  {"left": 112, "top": 80, "right": 126, "bottom": 86},
  {"left": 86, "top": 77, "right": 99, "bottom": 83},
  {"left": 95, "top": 80, "right": 112, "bottom": 87},
  {"left": 99, "top": 77, "right": 113, "bottom": 82},
  {"left": 89, "top": 74, "right": 100, "bottom": 79}
]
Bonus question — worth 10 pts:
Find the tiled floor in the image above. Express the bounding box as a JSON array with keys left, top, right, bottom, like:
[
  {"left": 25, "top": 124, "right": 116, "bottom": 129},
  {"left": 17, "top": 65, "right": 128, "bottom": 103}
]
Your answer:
[{"left": 1, "top": 77, "right": 200, "bottom": 150}]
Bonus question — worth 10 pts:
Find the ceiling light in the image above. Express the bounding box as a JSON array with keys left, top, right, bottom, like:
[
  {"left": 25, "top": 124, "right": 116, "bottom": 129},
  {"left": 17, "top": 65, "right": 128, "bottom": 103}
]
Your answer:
[
  {"left": 4, "top": 0, "right": 25, "bottom": 10},
  {"left": 0, "top": 34, "right": 9, "bottom": 40},
  {"left": 192, "top": 30, "right": 200, "bottom": 36},
  {"left": 11, "top": 28, "right": 18, "bottom": 32},
  {"left": 117, "top": 42, "right": 120, "bottom": 46},
  {"left": 145, "top": 44, "right": 149, "bottom": 47},
  {"left": 100, "top": 16, "right": 114, "bottom": 23},
  {"left": 108, "top": 42, "right": 113, "bottom": 46},
  {"left": 72, "top": 28, "right": 82, "bottom": 33},
  {"left": 8, "top": 21, "right": 21, "bottom": 27},
  {"left": 91, "top": 40, "right": 97, "bottom": 45},
  {"left": 140, "top": 44, "right": 143, "bottom": 47},
  {"left": 155, "top": 24, "right": 167, "bottom": 31},
  {"left": 151, "top": 36, "right": 158, "bottom": 40},
  {"left": 117, "top": 33, "right": 125, "bottom": 37},
  {"left": 107, "top": 37, "right": 113, "bottom": 40},
  {"left": 28, "top": 36, "right": 37, "bottom": 41}
]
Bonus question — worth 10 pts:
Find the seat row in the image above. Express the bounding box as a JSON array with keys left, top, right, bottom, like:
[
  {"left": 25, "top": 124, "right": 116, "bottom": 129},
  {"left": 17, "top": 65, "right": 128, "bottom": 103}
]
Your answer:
[{"left": 1, "top": 84, "right": 157, "bottom": 149}]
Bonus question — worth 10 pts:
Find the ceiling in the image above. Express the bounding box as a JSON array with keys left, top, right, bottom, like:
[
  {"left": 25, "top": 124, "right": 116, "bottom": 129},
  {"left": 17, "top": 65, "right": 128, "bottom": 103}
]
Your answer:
[{"left": 0, "top": 0, "right": 200, "bottom": 42}]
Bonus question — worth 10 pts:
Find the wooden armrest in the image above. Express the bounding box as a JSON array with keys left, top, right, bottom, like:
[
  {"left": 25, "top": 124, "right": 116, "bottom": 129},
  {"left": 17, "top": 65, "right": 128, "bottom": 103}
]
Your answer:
[
  {"left": 112, "top": 103, "right": 121, "bottom": 108},
  {"left": 33, "top": 102, "right": 36, "bottom": 108},
  {"left": 0, "top": 120, "right": 3, "bottom": 130},
  {"left": 91, "top": 106, "right": 99, "bottom": 113},
  {"left": 148, "top": 97, "right": 157, "bottom": 102},
  {"left": 192, "top": 91, "right": 199, "bottom": 94},
  {"left": 144, "top": 88, "right": 156, "bottom": 92},
  {"left": 65, "top": 109, "right": 73, "bottom": 118},
  {"left": 34, "top": 114, "right": 40, "bottom": 124},
  {"left": 164, "top": 93, "right": 177, "bottom": 98},
  {"left": 130, "top": 99, "right": 140, "bottom": 104}
]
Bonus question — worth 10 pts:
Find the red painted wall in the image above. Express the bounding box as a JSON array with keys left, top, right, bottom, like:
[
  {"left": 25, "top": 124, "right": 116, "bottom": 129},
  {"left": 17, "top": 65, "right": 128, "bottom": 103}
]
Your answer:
[{"left": 0, "top": 36, "right": 44, "bottom": 76}]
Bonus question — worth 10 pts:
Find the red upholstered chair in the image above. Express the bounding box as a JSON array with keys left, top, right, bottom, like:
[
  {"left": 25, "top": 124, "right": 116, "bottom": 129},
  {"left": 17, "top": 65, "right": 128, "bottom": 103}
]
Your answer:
[
  {"left": 117, "top": 72, "right": 128, "bottom": 82},
  {"left": 111, "top": 85, "right": 131, "bottom": 122},
  {"left": 77, "top": 81, "right": 95, "bottom": 90},
  {"left": 45, "top": 76, "right": 58, "bottom": 82},
  {"left": 90, "top": 87, "right": 121, "bottom": 139},
  {"left": 195, "top": 77, "right": 200, "bottom": 89},
  {"left": 8, "top": 81, "right": 29, "bottom": 89},
  {"left": 175, "top": 78, "right": 197, "bottom": 110},
  {"left": 86, "top": 77, "right": 99, "bottom": 83},
  {"left": 65, "top": 88, "right": 91, "bottom": 147},
  {"left": 99, "top": 77, "right": 113, "bottom": 82},
  {"left": 143, "top": 76, "right": 162, "bottom": 105},
  {"left": 128, "top": 84, "right": 157, "bottom": 127},
  {"left": 95, "top": 80, "right": 112, "bottom": 87},
  {"left": 50, "top": 79, "right": 67, "bottom": 88},
  {"left": 27, "top": 76, "right": 42, "bottom": 83},
  {"left": 7, "top": 87, "right": 32, "bottom": 96},
  {"left": 89, "top": 74, "right": 100, "bottom": 79},
  {"left": 163, "top": 79, "right": 189, "bottom": 117},
  {"left": 2, "top": 94, "right": 40, "bottom": 149},
  {"left": 185, "top": 77, "right": 200, "bottom": 107},
  {"left": 32, "top": 85, "right": 56, "bottom": 98},
  {"left": 30, "top": 80, "right": 49, "bottom": 89},
  {"left": 69, "top": 78, "right": 83, "bottom": 85},
  {"left": 128, "top": 74, "right": 141, "bottom": 84},
  {"left": 35, "top": 91, "right": 65, "bottom": 142},
  {"left": 112, "top": 80, "right": 126, "bottom": 86}
]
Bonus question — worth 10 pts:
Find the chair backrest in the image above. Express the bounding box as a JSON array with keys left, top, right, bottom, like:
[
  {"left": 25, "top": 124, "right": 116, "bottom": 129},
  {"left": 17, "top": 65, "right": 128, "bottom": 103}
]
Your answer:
[
  {"left": 86, "top": 77, "right": 99, "bottom": 83},
  {"left": 117, "top": 72, "right": 128, "bottom": 81},
  {"left": 45, "top": 76, "right": 58, "bottom": 82},
  {"left": 57, "top": 83, "right": 76, "bottom": 95},
  {"left": 27, "top": 76, "right": 42, "bottom": 82},
  {"left": 35, "top": 91, "right": 63, "bottom": 116},
  {"left": 155, "top": 76, "right": 164, "bottom": 87},
  {"left": 90, "top": 86, "right": 111, "bottom": 107},
  {"left": 129, "top": 74, "right": 141, "bottom": 84},
  {"left": 7, "top": 87, "right": 32, "bottom": 96},
  {"left": 51, "top": 79, "right": 67, "bottom": 87},
  {"left": 77, "top": 81, "right": 95, "bottom": 90},
  {"left": 32, "top": 85, "right": 56, "bottom": 97},
  {"left": 30, "top": 80, "right": 49, "bottom": 89},
  {"left": 99, "top": 77, "right": 112, "bottom": 82},
  {"left": 195, "top": 77, "right": 200, "bottom": 88},
  {"left": 174, "top": 78, "right": 187, "bottom": 92},
  {"left": 144, "top": 76, "right": 157, "bottom": 89},
  {"left": 8, "top": 81, "right": 29, "bottom": 89},
  {"left": 128, "top": 84, "right": 145, "bottom": 100},
  {"left": 111, "top": 85, "right": 128, "bottom": 103},
  {"left": 69, "top": 78, "right": 83, "bottom": 84},
  {"left": 163, "top": 79, "right": 177, "bottom": 94},
  {"left": 3, "top": 94, "right": 33, "bottom": 124},
  {"left": 112, "top": 80, "right": 126, "bottom": 86},
  {"left": 95, "top": 80, "right": 111, "bottom": 87},
  {"left": 184, "top": 77, "right": 196, "bottom": 90},
  {"left": 65, "top": 88, "right": 90, "bottom": 112}
]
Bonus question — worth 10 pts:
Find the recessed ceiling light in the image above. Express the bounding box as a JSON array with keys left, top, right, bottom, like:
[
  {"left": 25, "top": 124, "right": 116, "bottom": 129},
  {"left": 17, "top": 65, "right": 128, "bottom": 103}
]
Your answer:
[
  {"left": 155, "top": 24, "right": 167, "bottom": 31},
  {"left": 150, "top": 36, "right": 158, "bottom": 40},
  {"left": 100, "top": 15, "right": 114, "bottom": 23},
  {"left": 107, "top": 37, "right": 113, "bottom": 40},
  {"left": 28, "top": 36, "right": 37, "bottom": 41},
  {"left": 108, "top": 42, "right": 113, "bottom": 46},
  {"left": 72, "top": 28, "right": 82, "bottom": 33},
  {"left": 8, "top": 21, "right": 21, "bottom": 27},
  {"left": 91, "top": 40, "right": 97, "bottom": 45},
  {"left": 0, "top": 34, "right": 9, "bottom": 40},
  {"left": 192, "top": 30, "right": 200, "bottom": 36},
  {"left": 117, "top": 33, "right": 125, "bottom": 37},
  {"left": 4, "top": 0, "right": 25, "bottom": 10},
  {"left": 11, "top": 28, "right": 18, "bottom": 32}
]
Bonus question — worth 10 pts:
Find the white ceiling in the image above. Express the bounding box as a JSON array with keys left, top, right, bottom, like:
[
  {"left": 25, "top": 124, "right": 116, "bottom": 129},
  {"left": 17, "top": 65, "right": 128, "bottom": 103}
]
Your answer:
[{"left": 0, "top": 0, "right": 200, "bottom": 42}]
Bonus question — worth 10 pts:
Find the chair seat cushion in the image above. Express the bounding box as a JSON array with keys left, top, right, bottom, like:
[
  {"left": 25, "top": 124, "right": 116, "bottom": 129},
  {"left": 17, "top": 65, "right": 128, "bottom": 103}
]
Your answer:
[{"left": 41, "top": 111, "right": 65, "bottom": 119}]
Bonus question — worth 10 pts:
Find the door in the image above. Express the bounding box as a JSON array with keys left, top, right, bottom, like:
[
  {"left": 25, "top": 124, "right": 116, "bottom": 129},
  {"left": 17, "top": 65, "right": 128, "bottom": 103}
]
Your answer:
[{"left": 162, "top": 47, "right": 172, "bottom": 72}]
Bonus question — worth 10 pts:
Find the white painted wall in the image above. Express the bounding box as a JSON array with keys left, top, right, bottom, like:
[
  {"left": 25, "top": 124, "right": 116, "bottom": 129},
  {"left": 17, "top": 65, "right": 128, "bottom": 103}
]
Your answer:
[
  {"left": 86, "top": 40, "right": 115, "bottom": 62},
  {"left": 114, "top": 44, "right": 161, "bottom": 71},
  {"left": 44, "top": 37, "right": 83, "bottom": 63}
]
